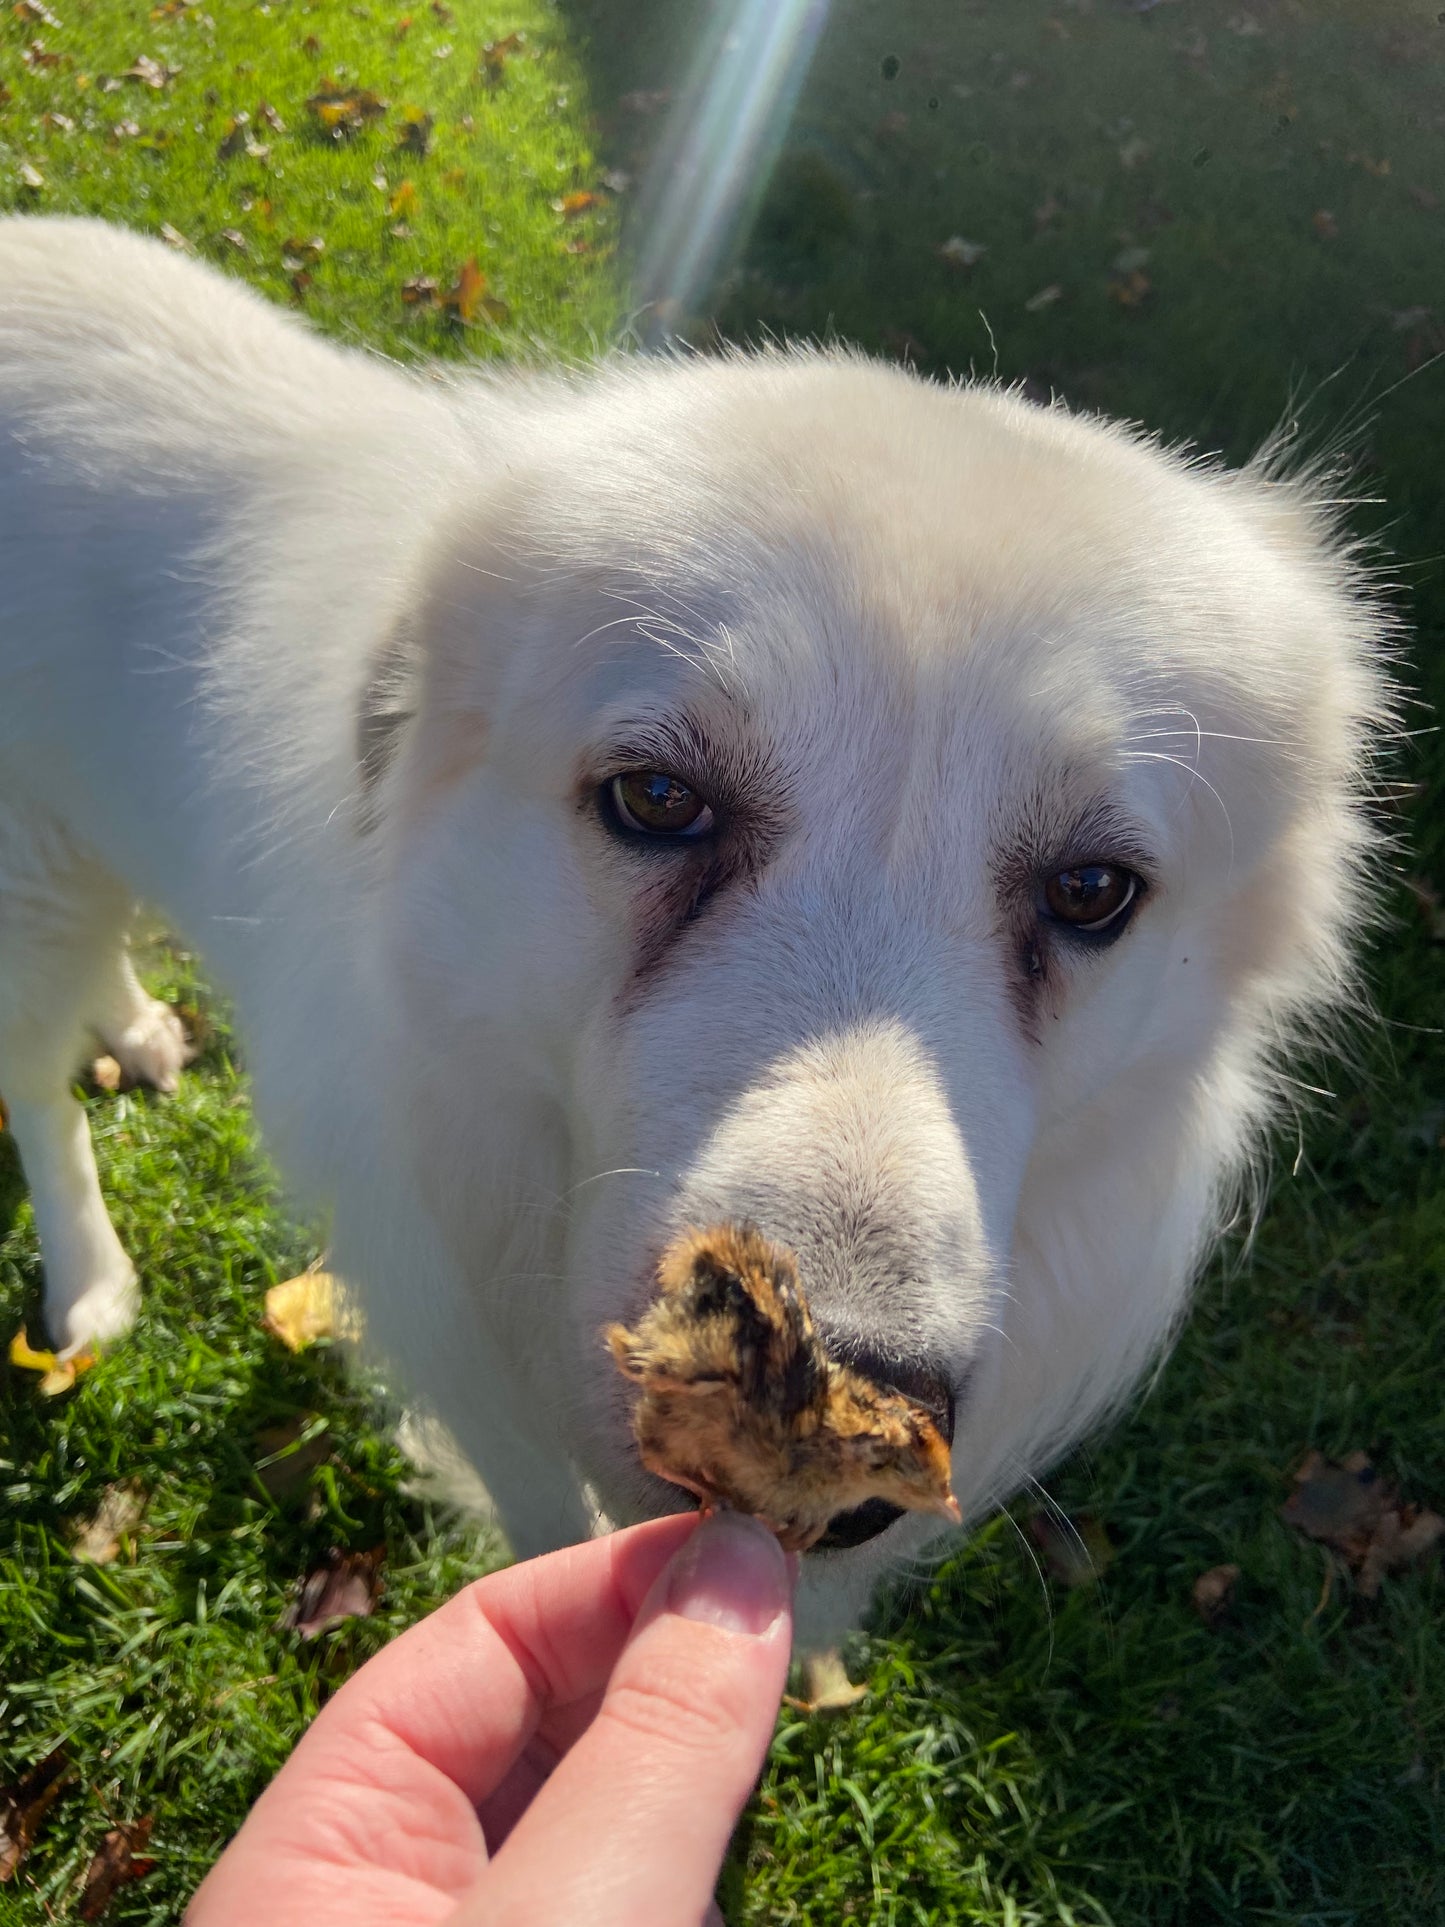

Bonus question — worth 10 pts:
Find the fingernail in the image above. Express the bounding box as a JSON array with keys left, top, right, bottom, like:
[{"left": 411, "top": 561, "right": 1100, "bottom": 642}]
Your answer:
[{"left": 665, "top": 1511, "right": 793, "bottom": 1638}]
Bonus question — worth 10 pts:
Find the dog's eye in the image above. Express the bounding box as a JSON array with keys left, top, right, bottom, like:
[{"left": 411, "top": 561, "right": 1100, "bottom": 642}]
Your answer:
[
  {"left": 1041, "top": 865, "right": 1139, "bottom": 935},
  {"left": 606, "top": 770, "right": 715, "bottom": 839}
]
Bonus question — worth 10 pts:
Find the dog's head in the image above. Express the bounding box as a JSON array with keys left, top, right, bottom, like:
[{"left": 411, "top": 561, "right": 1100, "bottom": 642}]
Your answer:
[{"left": 362, "top": 352, "right": 1390, "bottom": 1627}]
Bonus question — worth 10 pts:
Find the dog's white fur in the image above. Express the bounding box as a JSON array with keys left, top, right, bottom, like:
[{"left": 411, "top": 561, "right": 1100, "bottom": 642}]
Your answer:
[{"left": 0, "top": 218, "right": 1392, "bottom": 1634}]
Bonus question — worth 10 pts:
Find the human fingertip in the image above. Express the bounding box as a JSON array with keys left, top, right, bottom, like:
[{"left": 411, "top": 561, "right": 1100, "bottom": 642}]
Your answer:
[{"left": 663, "top": 1510, "right": 795, "bottom": 1639}]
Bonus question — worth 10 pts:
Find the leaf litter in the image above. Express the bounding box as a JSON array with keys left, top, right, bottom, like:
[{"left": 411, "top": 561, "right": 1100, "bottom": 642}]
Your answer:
[
  {"left": 0, "top": 1751, "right": 70, "bottom": 1883},
  {"left": 280, "top": 1546, "right": 385, "bottom": 1638},
  {"left": 78, "top": 1817, "right": 156, "bottom": 1920},
  {"left": 1282, "top": 1450, "right": 1444, "bottom": 1598}
]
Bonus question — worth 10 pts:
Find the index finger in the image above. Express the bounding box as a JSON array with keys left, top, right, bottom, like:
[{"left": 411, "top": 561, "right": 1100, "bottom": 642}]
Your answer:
[{"left": 301, "top": 1512, "right": 698, "bottom": 1808}]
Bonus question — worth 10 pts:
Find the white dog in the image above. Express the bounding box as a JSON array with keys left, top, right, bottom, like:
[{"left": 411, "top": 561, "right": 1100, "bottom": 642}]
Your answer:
[{"left": 0, "top": 217, "right": 1392, "bottom": 1634}]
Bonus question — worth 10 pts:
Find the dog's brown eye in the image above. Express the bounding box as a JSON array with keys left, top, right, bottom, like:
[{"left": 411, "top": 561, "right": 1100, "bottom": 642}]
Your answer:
[
  {"left": 608, "top": 771, "right": 714, "bottom": 838},
  {"left": 1042, "top": 865, "right": 1138, "bottom": 933}
]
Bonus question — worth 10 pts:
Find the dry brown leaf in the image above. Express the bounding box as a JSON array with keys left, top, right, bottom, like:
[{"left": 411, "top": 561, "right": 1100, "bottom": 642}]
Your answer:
[
  {"left": 480, "top": 30, "right": 524, "bottom": 85},
  {"left": 0, "top": 1751, "right": 69, "bottom": 1883},
  {"left": 1029, "top": 1509, "right": 1115, "bottom": 1587},
  {"left": 1191, "top": 1562, "right": 1241, "bottom": 1627},
  {"left": 1282, "top": 1451, "right": 1444, "bottom": 1597},
  {"left": 13, "top": 0, "right": 62, "bottom": 25},
  {"left": 78, "top": 1817, "right": 155, "bottom": 1921},
  {"left": 281, "top": 1545, "right": 385, "bottom": 1638},
  {"left": 256, "top": 100, "right": 285, "bottom": 132},
  {"left": 21, "top": 37, "right": 60, "bottom": 67},
  {"left": 389, "top": 177, "right": 417, "bottom": 217},
  {"left": 395, "top": 107, "right": 431, "bottom": 155},
  {"left": 551, "top": 189, "right": 600, "bottom": 218},
  {"left": 281, "top": 233, "right": 325, "bottom": 269},
  {"left": 124, "top": 54, "right": 178, "bottom": 88},
  {"left": 402, "top": 272, "right": 440, "bottom": 305},
  {"left": 71, "top": 1482, "right": 146, "bottom": 1565},
  {"left": 306, "top": 85, "right": 386, "bottom": 138},
  {"left": 218, "top": 227, "right": 248, "bottom": 253},
  {"left": 263, "top": 1269, "right": 358, "bottom": 1350},
  {"left": 438, "top": 258, "right": 509, "bottom": 326}
]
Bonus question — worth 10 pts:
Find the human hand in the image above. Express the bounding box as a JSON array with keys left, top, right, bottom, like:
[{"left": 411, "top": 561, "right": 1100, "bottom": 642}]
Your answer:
[{"left": 187, "top": 1509, "right": 795, "bottom": 1927}]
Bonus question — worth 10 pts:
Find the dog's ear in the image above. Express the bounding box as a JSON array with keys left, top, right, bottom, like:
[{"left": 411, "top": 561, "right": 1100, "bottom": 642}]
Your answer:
[{"left": 355, "top": 616, "right": 422, "bottom": 835}]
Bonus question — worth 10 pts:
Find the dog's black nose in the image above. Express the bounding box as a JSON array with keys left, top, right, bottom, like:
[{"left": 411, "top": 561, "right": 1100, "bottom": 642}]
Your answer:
[{"left": 810, "top": 1339, "right": 956, "bottom": 1554}]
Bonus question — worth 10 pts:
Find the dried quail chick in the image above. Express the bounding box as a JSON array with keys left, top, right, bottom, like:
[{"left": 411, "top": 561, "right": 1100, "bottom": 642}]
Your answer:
[{"left": 604, "top": 1223, "right": 961, "bottom": 1553}]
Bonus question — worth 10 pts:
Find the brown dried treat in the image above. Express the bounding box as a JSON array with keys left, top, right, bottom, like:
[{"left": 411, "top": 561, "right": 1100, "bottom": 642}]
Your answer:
[{"left": 605, "top": 1224, "right": 960, "bottom": 1553}]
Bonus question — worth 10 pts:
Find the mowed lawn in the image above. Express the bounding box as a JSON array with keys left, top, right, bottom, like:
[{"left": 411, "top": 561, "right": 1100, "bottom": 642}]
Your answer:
[{"left": 2, "top": 2, "right": 1443, "bottom": 1922}]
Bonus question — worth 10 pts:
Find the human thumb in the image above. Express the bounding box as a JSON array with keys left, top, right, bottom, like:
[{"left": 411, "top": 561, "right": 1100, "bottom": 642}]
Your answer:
[{"left": 468, "top": 1510, "right": 795, "bottom": 1927}]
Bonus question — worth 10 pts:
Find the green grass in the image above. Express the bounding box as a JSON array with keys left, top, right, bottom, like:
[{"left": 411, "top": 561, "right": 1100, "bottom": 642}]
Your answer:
[{"left": 3, "top": 1, "right": 1444, "bottom": 1921}]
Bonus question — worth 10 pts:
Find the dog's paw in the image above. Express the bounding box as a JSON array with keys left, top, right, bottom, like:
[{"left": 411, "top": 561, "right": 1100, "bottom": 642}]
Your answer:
[
  {"left": 101, "top": 998, "right": 192, "bottom": 1095},
  {"left": 51, "top": 1256, "right": 140, "bottom": 1359}
]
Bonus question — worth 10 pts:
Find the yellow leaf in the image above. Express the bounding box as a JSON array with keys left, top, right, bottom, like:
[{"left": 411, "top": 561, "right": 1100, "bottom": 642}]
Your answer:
[
  {"left": 389, "top": 178, "right": 417, "bottom": 217},
  {"left": 263, "top": 1270, "right": 361, "bottom": 1351}
]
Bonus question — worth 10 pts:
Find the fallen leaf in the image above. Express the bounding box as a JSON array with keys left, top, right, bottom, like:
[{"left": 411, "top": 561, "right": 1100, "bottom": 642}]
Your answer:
[
  {"left": 402, "top": 272, "right": 440, "bottom": 304},
  {"left": 306, "top": 85, "right": 386, "bottom": 138},
  {"left": 108, "top": 118, "right": 141, "bottom": 141},
  {"left": 8, "top": 1327, "right": 97, "bottom": 1395},
  {"left": 430, "top": 0, "right": 451, "bottom": 17},
  {"left": 393, "top": 11, "right": 412, "bottom": 34},
  {"left": 1192, "top": 1562, "right": 1241, "bottom": 1627},
  {"left": 1312, "top": 208, "right": 1338, "bottom": 241},
  {"left": 938, "top": 234, "right": 986, "bottom": 268},
  {"left": 71, "top": 1482, "right": 146, "bottom": 1564},
  {"left": 78, "top": 1818, "right": 155, "bottom": 1921},
  {"left": 254, "top": 1414, "right": 331, "bottom": 1497},
  {"left": 0, "top": 1751, "right": 69, "bottom": 1882},
  {"left": 281, "top": 1545, "right": 385, "bottom": 1638},
  {"left": 41, "top": 108, "right": 74, "bottom": 132},
  {"left": 123, "top": 53, "right": 178, "bottom": 88},
  {"left": 159, "top": 221, "right": 192, "bottom": 250},
  {"left": 444, "top": 255, "right": 486, "bottom": 320},
  {"left": 256, "top": 100, "right": 285, "bottom": 132},
  {"left": 263, "top": 1269, "right": 359, "bottom": 1350},
  {"left": 1029, "top": 1509, "right": 1114, "bottom": 1586},
  {"left": 1283, "top": 1450, "right": 1445, "bottom": 1597},
  {"left": 1109, "top": 267, "right": 1152, "bottom": 307},
  {"left": 13, "top": 0, "right": 62, "bottom": 24},
  {"left": 395, "top": 106, "right": 431, "bottom": 155},
  {"left": 480, "top": 30, "right": 524, "bottom": 85},
  {"left": 18, "top": 161, "right": 45, "bottom": 191},
  {"left": 551, "top": 189, "right": 600, "bottom": 218},
  {"left": 301, "top": 31, "right": 322, "bottom": 55},
  {"left": 280, "top": 233, "right": 325, "bottom": 268},
  {"left": 218, "top": 227, "right": 248, "bottom": 253},
  {"left": 389, "top": 177, "right": 417, "bottom": 217},
  {"left": 431, "top": 41, "right": 452, "bottom": 60},
  {"left": 1024, "top": 282, "right": 1063, "bottom": 311},
  {"left": 20, "top": 34, "right": 60, "bottom": 64}
]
